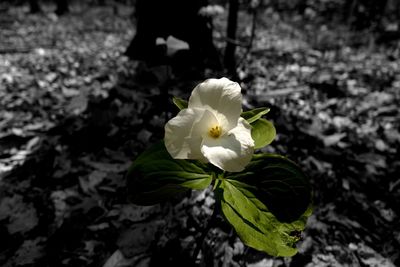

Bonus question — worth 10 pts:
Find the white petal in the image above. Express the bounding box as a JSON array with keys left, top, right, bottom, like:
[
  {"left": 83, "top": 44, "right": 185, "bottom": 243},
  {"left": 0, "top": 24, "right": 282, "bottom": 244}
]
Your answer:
[
  {"left": 189, "top": 77, "right": 242, "bottom": 130},
  {"left": 164, "top": 108, "right": 201, "bottom": 159},
  {"left": 190, "top": 109, "right": 219, "bottom": 139},
  {"left": 201, "top": 118, "right": 254, "bottom": 172},
  {"left": 164, "top": 108, "right": 217, "bottom": 160},
  {"left": 185, "top": 109, "right": 218, "bottom": 160},
  {"left": 228, "top": 117, "right": 255, "bottom": 151}
]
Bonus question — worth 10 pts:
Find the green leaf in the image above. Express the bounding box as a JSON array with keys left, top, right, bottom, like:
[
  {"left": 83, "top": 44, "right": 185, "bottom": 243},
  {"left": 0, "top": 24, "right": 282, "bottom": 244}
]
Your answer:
[
  {"left": 215, "top": 153, "right": 312, "bottom": 256},
  {"left": 251, "top": 118, "right": 276, "bottom": 149},
  {"left": 127, "top": 142, "right": 212, "bottom": 205},
  {"left": 241, "top": 108, "right": 275, "bottom": 149},
  {"left": 172, "top": 97, "right": 188, "bottom": 110},
  {"left": 228, "top": 153, "right": 312, "bottom": 222},
  {"left": 241, "top": 107, "right": 270, "bottom": 124}
]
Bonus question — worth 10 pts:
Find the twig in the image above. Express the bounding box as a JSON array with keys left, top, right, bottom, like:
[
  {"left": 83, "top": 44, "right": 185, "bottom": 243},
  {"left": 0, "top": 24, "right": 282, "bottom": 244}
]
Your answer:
[
  {"left": 224, "top": 0, "right": 239, "bottom": 77},
  {"left": 237, "top": 7, "right": 258, "bottom": 68},
  {"left": 223, "top": 37, "right": 247, "bottom": 47},
  {"left": 346, "top": 0, "right": 358, "bottom": 26},
  {"left": 192, "top": 203, "right": 220, "bottom": 264}
]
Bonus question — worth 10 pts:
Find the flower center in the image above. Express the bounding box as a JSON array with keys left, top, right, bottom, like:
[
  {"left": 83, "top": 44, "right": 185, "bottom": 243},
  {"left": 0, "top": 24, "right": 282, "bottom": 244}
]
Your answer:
[{"left": 208, "top": 125, "right": 222, "bottom": 138}]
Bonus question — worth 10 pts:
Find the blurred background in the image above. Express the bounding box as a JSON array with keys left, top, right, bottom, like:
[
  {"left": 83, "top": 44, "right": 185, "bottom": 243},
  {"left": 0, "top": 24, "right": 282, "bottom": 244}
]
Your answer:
[{"left": 0, "top": 0, "right": 399, "bottom": 266}]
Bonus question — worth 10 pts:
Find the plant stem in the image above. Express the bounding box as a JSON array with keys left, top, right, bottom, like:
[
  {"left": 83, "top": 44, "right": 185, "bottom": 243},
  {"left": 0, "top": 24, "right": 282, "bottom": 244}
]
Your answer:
[{"left": 192, "top": 203, "right": 220, "bottom": 264}]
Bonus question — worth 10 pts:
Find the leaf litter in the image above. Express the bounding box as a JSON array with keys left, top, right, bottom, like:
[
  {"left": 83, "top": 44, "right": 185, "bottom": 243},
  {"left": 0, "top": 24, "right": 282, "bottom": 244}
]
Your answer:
[{"left": 0, "top": 2, "right": 400, "bottom": 267}]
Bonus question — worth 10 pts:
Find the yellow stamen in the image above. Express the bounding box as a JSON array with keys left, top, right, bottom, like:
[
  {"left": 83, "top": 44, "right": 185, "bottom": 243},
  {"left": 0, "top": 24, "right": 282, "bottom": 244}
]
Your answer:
[{"left": 209, "top": 125, "right": 222, "bottom": 138}]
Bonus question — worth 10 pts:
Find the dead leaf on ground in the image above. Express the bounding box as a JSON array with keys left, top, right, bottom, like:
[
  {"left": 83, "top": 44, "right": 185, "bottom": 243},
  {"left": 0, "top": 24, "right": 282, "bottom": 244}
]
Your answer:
[{"left": 0, "top": 194, "right": 38, "bottom": 234}]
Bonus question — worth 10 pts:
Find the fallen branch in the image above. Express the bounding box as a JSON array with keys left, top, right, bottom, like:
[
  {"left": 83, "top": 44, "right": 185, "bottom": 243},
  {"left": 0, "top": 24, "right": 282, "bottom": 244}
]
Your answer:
[
  {"left": 0, "top": 47, "right": 32, "bottom": 54},
  {"left": 0, "top": 45, "right": 54, "bottom": 54},
  {"left": 251, "top": 86, "right": 309, "bottom": 100}
]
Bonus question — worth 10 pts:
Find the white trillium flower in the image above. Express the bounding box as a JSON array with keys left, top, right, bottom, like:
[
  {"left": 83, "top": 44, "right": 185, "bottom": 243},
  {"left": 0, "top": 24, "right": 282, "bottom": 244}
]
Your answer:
[{"left": 164, "top": 77, "right": 255, "bottom": 172}]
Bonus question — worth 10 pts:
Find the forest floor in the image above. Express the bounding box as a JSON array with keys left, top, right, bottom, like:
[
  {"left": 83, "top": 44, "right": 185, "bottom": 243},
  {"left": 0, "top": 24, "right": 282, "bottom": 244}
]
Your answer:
[{"left": 0, "top": 3, "right": 399, "bottom": 267}]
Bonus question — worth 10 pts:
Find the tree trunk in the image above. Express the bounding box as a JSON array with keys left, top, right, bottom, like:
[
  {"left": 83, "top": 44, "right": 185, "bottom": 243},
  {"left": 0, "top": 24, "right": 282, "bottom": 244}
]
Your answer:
[{"left": 125, "top": 0, "right": 221, "bottom": 71}]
